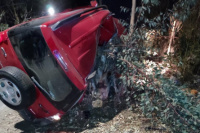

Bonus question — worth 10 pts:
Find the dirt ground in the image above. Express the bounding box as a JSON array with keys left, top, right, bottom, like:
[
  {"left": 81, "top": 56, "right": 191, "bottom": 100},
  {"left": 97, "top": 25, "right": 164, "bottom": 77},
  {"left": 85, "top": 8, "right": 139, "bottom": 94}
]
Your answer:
[
  {"left": 0, "top": 98, "right": 170, "bottom": 133},
  {"left": 0, "top": 101, "right": 31, "bottom": 133}
]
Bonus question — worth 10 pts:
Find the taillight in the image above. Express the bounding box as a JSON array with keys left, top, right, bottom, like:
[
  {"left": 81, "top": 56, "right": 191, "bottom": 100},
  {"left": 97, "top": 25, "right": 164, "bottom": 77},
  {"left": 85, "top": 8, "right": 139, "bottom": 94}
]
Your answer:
[
  {"left": 46, "top": 113, "right": 62, "bottom": 121},
  {"left": 0, "top": 32, "right": 7, "bottom": 44},
  {"left": 0, "top": 32, "right": 7, "bottom": 43}
]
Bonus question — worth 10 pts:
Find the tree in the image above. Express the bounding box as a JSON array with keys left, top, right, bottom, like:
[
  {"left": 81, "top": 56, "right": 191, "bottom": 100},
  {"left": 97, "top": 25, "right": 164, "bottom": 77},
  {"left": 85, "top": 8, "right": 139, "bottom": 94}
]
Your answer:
[
  {"left": 0, "top": 0, "right": 47, "bottom": 27},
  {"left": 104, "top": 0, "right": 200, "bottom": 132},
  {"left": 130, "top": 0, "right": 136, "bottom": 34}
]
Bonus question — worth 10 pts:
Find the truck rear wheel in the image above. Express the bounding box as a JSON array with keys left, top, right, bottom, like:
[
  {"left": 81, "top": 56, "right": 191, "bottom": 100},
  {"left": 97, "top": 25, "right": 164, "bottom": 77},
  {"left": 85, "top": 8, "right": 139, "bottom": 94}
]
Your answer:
[{"left": 0, "top": 66, "right": 36, "bottom": 110}]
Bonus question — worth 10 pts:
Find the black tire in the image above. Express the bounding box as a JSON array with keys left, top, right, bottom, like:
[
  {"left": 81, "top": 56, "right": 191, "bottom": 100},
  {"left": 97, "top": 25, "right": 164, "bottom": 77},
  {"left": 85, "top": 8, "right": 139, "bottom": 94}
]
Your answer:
[
  {"left": 18, "top": 109, "right": 35, "bottom": 122},
  {"left": 18, "top": 109, "right": 54, "bottom": 126},
  {"left": 0, "top": 66, "right": 36, "bottom": 110}
]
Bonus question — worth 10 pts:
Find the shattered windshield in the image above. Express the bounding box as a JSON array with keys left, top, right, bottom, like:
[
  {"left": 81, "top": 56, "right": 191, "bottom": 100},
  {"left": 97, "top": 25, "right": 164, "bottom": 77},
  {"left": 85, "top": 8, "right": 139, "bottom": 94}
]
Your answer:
[{"left": 9, "top": 27, "right": 72, "bottom": 102}]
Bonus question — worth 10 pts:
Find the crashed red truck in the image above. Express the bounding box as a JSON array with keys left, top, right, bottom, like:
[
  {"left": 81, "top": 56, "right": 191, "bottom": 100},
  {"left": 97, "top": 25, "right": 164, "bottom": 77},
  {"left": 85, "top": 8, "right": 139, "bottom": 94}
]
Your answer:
[{"left": 0, "top": 6, "right": 123, "bottom": 125}]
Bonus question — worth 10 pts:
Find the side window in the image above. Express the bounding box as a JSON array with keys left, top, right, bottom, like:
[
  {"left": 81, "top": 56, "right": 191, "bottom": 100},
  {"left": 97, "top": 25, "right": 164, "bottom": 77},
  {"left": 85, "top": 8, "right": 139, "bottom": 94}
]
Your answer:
[
  {"left": 19, "top": 31, "right": 47, "bottom": 61},
  {"left": 10, "top": 29, "right": 73, "bottom": 102}
]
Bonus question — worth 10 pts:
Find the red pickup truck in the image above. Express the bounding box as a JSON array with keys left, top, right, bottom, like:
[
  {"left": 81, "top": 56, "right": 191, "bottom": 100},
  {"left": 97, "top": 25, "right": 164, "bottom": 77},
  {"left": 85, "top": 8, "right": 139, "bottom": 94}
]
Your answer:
[{"left": 0, "top": 5, "right": 123, "bottom": 125}]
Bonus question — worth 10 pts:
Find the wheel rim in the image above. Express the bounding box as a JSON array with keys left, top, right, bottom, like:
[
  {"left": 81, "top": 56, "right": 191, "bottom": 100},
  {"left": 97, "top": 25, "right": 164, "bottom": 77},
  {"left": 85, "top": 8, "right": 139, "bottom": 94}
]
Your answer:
[{"left": 0, "top": 78, "right": 22, "bottom": 106}]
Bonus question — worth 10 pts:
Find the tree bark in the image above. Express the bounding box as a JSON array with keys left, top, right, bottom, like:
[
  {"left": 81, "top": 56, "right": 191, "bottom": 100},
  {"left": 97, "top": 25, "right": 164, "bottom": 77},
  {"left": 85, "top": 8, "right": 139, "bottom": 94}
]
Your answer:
[
  {"left": 167, "top": 20, "right": 176, "bottom": 55},
  {"left": 167, "top": 17, "right": 182, "bottom": 55},
  {"left": 130, "top": 0, "right": 136, "bottom": 35}
]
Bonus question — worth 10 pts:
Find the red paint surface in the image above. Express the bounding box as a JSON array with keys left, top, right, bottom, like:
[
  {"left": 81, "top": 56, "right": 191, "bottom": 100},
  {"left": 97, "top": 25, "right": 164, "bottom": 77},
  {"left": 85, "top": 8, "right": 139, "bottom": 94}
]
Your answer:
[{"left": 0, "top": 6, "right": 124, "bottom": 119}]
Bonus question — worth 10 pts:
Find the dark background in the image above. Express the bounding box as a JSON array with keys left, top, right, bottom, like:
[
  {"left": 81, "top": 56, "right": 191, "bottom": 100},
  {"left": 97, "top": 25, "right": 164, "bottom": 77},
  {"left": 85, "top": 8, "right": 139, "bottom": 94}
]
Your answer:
[{"left": 0, "top": 0, "right": 178, "bottom": 27}]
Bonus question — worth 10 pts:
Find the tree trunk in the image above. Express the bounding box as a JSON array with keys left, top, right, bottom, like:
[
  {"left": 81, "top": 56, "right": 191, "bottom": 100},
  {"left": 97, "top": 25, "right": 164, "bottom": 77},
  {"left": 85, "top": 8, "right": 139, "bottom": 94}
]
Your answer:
[
  {"left": 167, "top": 20, "right": 176, "bottom": 55},
  {"left": 130, "top": 0, "right": 136, "bottom": 35},
  {"left": 167, "top": 17, "right": 182, "bottom": 55}
]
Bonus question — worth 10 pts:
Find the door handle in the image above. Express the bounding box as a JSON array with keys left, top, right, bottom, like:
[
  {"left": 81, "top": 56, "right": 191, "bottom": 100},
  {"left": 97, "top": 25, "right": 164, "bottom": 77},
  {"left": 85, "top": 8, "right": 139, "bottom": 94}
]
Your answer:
[{"left": 1, "top": 47, "right": 7, "bottom": 57}]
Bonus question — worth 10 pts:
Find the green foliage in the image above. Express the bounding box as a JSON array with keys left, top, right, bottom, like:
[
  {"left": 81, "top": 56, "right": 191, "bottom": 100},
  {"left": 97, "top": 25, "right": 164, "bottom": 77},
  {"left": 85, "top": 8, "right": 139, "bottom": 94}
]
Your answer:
[
  {"left": 142, "top": 0, "right": 159, "bottom": 6},
  {"left": 0, "top": 23, "right": 8, "bottom": 31},
  {"left": 104, "top": 0, "right": 200, "bottom": 132},
  {"left": 0, "top": 11, "right": 8, "bottom": 31},
  {"left": 106, "top": 38, "right": 200, "bottom": 132},
  {"left": 114, "top": 43, "right": 200, "bottom": 132},
  {"left": 173, "top": 0, "right": 197, "bottom": 21},
  {"left": 174, "top": 0, "right": 200, "bottom": 81}
]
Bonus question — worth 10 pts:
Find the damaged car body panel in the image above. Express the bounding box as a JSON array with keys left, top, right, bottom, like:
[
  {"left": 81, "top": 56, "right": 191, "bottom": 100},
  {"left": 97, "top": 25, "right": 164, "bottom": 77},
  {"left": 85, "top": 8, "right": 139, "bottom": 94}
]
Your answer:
[{"left": 0, "top": 6, "right": 122, "bottom": 123}]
